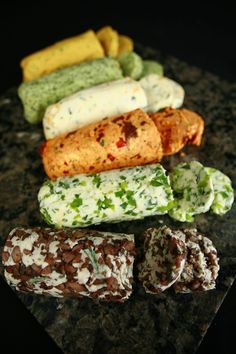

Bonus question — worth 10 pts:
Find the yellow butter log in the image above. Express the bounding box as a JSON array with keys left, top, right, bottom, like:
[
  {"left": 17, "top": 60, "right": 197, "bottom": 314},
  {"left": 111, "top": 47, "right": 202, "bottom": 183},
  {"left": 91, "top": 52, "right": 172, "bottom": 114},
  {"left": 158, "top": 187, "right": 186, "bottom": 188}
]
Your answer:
[
  {"left": 96, "top": 26, "right": 119, "bottom": 57},
  {"left": 21, "top": 30, "right": 104, "bottom": 81},
  {"left": 118, "top": 35, "right": 134, "bottom": 55}
]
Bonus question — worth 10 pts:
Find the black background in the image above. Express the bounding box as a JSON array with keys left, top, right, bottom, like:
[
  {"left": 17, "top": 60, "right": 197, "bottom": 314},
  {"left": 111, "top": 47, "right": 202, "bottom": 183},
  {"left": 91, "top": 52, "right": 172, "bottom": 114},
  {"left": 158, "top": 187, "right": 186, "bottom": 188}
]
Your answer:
[{"left": 0, "top": 1, "right": 235, "bottom": 353}]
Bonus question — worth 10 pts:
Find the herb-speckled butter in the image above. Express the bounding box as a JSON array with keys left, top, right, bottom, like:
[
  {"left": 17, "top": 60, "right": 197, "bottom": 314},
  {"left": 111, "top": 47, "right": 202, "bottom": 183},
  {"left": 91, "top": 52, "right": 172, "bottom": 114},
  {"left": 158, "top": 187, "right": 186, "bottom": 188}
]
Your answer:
[
  {"left": 205, "top": 167, "right": 234, "bottom": 215},
  {"left": 139, "top": 74, "right": 185, "bottom": 113},
  {"left": 18, "top": 57, "right": 123, "bottom": 124},
  {"left": 169, "top": 161, "right": 214, "bottom": 222},
  {"left": 43, "top": 78, "right": 147, "bottom": 139},
  {"left": 38, "top": 164, "right": 173, "bottom": 228}
]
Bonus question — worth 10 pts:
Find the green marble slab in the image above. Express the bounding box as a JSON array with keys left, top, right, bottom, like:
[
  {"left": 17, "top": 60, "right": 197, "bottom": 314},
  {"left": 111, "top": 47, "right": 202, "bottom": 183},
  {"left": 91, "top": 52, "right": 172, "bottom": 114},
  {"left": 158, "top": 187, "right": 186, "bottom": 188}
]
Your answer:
[{"left": 0, "top": 44, "right": 236, "bottom": 354}]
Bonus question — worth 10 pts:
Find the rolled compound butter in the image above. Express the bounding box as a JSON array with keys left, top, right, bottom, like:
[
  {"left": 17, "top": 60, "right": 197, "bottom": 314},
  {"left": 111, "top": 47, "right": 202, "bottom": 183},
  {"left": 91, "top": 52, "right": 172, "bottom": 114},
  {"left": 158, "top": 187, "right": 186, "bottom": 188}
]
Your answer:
[
  {"left": 38, "top": 164, "right": 173, "bottom": 228},
  {"left": 18, "top": 57, "right": 123, "bottom": 124},
  {"left": 43, "top": 78, "right": 147, "bottom": 139}
]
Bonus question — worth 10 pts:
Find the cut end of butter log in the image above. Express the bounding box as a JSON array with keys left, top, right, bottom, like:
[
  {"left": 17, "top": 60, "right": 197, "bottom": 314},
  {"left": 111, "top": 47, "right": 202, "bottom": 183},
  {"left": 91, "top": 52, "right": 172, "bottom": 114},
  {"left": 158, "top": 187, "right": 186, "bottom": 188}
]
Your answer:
[
  {"left": 43, "top": 78, "right": 147, "bottom": 139},
  {"left": 139, "top": 74, "right": 185, "bottom": 113},
  {"left": 96, "top": 26, "right": 119, "bottom": 57}
]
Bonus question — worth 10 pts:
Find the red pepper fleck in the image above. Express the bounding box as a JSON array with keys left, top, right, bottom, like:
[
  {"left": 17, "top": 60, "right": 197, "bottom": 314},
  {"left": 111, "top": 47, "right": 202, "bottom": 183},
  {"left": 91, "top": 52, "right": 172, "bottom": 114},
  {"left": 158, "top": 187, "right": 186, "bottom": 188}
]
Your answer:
[
  {"left": 107, "top": 153, "right": 115, "bottom": 161},
  {"left": 63, "top": 170, "right": 69, "bottom": 174},
  {"left": 116, "top": 138, "right": 126, "bottom": 148}
]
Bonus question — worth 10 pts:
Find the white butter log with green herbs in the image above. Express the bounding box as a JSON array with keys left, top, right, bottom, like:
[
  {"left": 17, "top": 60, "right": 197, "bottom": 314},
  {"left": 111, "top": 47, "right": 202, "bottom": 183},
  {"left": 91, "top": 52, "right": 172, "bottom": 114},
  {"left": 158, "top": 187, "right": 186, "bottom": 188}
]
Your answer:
[
  {"left": 205, "top": 167, "right": 234, "bottom": 215},
  {"left": 43, "top": 78, "right": 147, "bottom": 139},
  {"left": 169, "top": 161, "right": 215, "bottom": 222},
  {"left": 139, "top": 74, "right": 185, "bottom": 113},
  {"left": 38, "top": 164, "right": 173, "bottom": 228}
]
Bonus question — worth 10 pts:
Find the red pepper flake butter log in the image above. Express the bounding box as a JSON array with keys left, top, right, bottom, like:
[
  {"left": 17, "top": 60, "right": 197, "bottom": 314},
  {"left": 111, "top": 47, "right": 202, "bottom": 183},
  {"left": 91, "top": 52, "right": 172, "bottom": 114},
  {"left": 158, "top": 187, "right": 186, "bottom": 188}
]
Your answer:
[
  {"left": 138, "top": 226, "right": 187, "bottom": 293},
  {"left": 149, "top": 107, "right": 204, "bottom": 156},
  {"left": 173, "top": 229, "right": 219, "bottom": 293},
  {"left": 2, "top": 227, "right": 135, "bottom": 301},
  {"left": 41, "top": 108, "right": 163, "bottom": 179}
]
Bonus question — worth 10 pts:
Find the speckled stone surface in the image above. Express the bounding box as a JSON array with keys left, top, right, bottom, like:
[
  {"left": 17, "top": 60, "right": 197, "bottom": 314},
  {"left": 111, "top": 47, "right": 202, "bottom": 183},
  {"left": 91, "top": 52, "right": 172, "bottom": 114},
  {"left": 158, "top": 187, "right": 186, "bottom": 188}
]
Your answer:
[{"left": 0, "top": 44, "right": 236, "bottom": 354}]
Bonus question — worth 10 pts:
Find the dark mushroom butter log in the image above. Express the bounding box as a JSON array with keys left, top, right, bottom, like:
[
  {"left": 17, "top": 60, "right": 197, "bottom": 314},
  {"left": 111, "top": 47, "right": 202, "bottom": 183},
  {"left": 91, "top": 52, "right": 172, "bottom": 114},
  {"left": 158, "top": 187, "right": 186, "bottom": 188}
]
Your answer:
[
  {"left": 138, "top": 226, "right": 187, "bottom": 293},
  {"left": 2, "top": 227, "right": 135, "bottom": 302},
  {"left": 138, "top": 226, "right": 219, "bottom": 294}
]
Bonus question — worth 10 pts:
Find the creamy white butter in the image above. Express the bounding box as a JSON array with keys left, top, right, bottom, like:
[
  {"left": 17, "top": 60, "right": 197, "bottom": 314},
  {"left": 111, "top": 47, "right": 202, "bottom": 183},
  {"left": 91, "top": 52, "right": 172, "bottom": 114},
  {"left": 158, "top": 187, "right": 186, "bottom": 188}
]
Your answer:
[{"left": 43, "top": 77, "right": 147, "bottom": 139}]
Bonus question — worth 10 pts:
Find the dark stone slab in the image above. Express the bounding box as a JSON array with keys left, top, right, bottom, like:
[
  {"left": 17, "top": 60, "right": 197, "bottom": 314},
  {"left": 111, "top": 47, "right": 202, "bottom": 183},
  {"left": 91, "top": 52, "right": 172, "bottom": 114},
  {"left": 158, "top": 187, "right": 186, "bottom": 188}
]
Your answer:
[{"left": 0, "top": 44, "right": 236, "bottom": 354}]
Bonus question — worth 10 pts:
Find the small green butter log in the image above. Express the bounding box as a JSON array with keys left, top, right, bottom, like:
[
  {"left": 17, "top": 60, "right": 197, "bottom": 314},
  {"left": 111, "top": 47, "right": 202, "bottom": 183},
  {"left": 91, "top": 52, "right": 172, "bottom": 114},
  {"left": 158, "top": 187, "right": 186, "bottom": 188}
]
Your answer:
[
  {"left": 118, "top": 52, "right": 143, "bottom": 80},
  {"left": 141, "top": 60, "right": 164, "bottom": 78},
  {"left": 18, "top": 57, "right": 123, "bottom": 124}
]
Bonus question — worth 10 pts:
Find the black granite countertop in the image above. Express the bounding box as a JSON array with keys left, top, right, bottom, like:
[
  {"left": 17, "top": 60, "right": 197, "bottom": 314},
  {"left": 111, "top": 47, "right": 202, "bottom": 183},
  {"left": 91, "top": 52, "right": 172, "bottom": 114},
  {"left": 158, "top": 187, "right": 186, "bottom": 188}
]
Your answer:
[{"left": 0, "top": 43, "right": 236, "bottom": 354}]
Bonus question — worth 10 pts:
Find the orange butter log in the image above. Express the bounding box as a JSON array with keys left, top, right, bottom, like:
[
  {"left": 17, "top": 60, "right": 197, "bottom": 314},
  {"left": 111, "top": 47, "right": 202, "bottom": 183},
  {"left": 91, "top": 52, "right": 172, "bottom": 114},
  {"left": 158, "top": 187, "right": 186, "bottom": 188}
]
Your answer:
[
  {"left": 41, "top": 109, "right": 163, "bottom": 180},
  {"left": 150, "top": 108, "right": 204, "bottom": 155}
]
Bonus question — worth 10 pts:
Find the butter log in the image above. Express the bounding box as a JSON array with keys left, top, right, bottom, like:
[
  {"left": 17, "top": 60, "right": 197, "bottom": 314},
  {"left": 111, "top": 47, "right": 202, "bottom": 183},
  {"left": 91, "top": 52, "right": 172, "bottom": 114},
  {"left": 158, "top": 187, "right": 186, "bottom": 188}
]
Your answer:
[
  {"left": 21, "top": 30, "right": 104, "bottom": 81},
  {"left": 41, "top": 109, "right": 163, "bottom": 179},
  {"left": 38, "top": 164, "right": 173, "bottom": 228},
  {"left": 18, "top": 57, "right": 123, "bottom": 124},
  {"left": 43, "top": 78, "right": 147, "bottom": 139},
  {"left": 2, "top": 227, "right": 135, "bottom": 302}
]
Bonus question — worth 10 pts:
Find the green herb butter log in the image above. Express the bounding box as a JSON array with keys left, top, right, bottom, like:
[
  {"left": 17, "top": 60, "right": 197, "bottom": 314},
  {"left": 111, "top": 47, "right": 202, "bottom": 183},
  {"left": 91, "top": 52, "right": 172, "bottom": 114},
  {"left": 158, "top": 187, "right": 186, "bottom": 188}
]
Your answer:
[
  {"left": 38, "top": 164, "right": 173, "bottom": 228},
  {"left": 18, "top": 57, "right": 123, "bottom": 124}
]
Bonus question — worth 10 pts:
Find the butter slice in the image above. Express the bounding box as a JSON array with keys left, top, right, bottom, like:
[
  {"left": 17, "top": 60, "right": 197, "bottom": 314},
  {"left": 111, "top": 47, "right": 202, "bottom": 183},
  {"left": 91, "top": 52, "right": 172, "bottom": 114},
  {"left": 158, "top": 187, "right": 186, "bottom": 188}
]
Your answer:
[{"left": 118, "top": 35, "right": 134, "bottom": 55}]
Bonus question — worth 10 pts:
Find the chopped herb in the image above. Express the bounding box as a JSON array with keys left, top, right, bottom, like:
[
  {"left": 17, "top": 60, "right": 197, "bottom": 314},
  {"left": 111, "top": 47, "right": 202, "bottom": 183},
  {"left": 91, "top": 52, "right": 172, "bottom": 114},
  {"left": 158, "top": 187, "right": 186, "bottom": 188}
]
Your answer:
[
  {"left": 97, "top": 196, "right": 114, "bottom": 210},
  {"left": 58, "top": 181, "right": 70, "bottom": 189},
  {"left": 156, "top": 205, "right": 168, "bottom": 213},
  {"left": 70, "top": 194, "right": 83, "bottom": 210},
  {"left": 120, "top": 202, "right": 128, "bottom": 209},
  {"left": 28, "top": 276, "right": 48, "bottom": 284},
  {"left": 72, "top": 178, "right": 79, "bottom": 183},
  {"left": 181, "top": 164, "right": 191, "bottom": 170},
  {"left": 126, "top": 190, "right": 137, "bottom": 207},
  {"left": 120, "top": 181, "right": 128, "bottom": 190},
  {"left": 41, "top": 208, "right": 53, "bottom": 225},
  {"left": 124, "top": 210, "right": 138, "bottom": 216},
  {"left": 150, "top": 175, "right": 168, "bottom": 187},
  {"left": 84, "top": 248, "right": 98, "bottom": 271},
  {"left": 44, "top": 180, "right": 54, "bottom": 193},
  {"left": 92, "top": 174, "right": 102, "bottom": 188},
  {"left": 220, "top": 191, "right": 229, "bottom": 199},
  {"left": 115, "top": 190, "right": 125, "bottom": 198}
]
